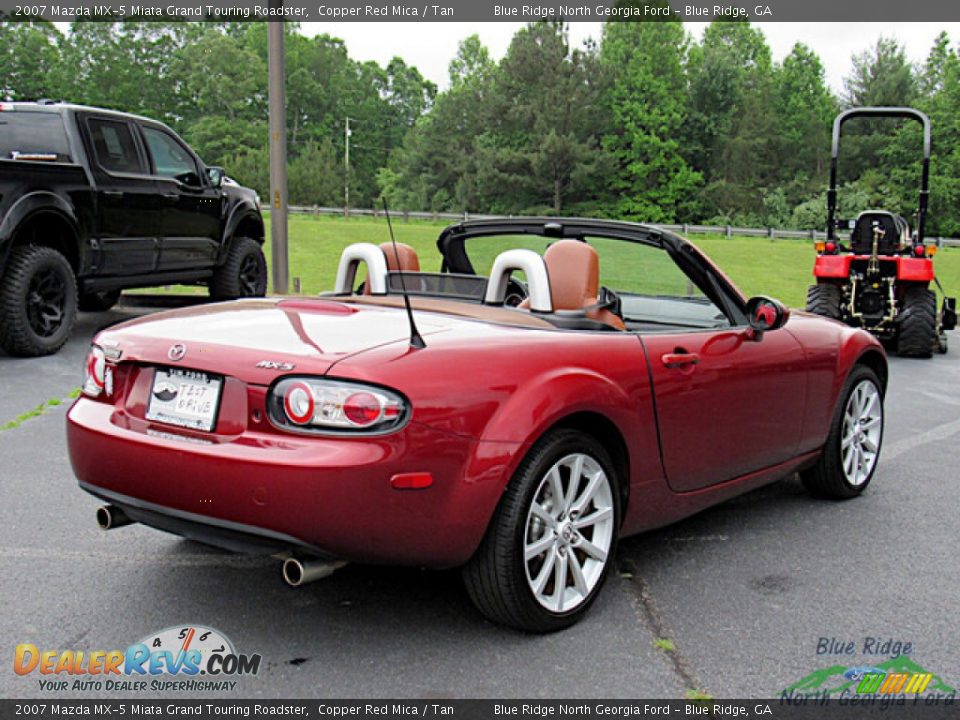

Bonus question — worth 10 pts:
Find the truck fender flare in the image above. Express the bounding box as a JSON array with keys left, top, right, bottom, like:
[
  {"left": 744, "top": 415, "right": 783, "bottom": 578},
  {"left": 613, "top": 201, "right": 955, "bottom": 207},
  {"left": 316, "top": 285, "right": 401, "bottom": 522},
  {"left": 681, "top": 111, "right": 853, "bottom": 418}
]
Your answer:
[
  {"left": 0, "top": 192, "right": 82, "bottom": 264},
  {"left": 219, "top": 205, "right": 265, "bottom": 263}
]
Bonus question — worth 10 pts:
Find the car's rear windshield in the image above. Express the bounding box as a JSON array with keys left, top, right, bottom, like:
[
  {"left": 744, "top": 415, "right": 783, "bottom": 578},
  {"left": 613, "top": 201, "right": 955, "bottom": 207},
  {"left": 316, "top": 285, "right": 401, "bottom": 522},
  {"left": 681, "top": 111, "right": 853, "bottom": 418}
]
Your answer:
[{"left": 0, "top": 110, "right": 72, "bottom": 162}]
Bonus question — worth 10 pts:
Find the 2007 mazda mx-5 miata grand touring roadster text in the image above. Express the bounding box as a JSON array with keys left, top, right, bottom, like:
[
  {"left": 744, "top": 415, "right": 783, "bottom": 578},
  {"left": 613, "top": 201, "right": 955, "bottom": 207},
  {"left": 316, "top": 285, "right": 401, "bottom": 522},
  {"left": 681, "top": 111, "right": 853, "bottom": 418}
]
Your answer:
[{"left": 67, "top": 219, "right": 887, "bottom": 631}]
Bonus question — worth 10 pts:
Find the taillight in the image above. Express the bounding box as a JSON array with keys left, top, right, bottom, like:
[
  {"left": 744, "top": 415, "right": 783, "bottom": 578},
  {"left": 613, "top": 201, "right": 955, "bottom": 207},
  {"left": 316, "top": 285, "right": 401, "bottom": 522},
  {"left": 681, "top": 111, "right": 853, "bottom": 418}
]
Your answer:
[
  {"left": 268, "top": 378, "right": 408, "bottom": 434},
  {"left": 82, "top": 346, "right": 107, "bottom": 397}
]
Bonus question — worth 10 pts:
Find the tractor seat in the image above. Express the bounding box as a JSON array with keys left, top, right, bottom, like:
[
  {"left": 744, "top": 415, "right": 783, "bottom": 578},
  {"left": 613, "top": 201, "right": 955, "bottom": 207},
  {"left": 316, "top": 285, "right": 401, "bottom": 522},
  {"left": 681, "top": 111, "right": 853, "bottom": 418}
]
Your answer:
[
  {"left": 850, "top": 211, "right": 909, "bottom": 255},
  {"left": 521, "top": 240, "right": 625, "bottom": 330}
]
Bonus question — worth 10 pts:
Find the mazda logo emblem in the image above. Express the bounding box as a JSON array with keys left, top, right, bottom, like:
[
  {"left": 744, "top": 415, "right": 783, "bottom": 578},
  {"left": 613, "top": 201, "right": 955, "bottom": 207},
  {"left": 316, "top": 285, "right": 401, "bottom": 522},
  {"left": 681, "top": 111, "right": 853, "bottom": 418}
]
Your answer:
[{"left": 167, "top": 344, "right": 187, "bottom": 361}]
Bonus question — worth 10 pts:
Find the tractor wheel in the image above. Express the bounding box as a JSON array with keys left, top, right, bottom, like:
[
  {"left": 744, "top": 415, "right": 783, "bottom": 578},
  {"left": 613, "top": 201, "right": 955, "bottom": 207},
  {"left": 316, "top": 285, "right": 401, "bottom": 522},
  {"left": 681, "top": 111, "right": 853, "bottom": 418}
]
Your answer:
[
  {"left": 805, "top": 283, "right": 842, "bottom": 320},
  {"left": 898, "top": 287, "right": 937, "bottom": 358}
]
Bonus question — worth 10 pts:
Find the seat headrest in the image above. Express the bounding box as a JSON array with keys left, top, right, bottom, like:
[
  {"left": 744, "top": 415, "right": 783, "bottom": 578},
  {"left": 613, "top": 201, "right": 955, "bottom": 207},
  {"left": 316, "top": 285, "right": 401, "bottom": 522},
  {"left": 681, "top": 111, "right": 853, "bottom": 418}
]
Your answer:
[
  {"left": 379, "top": 242, "right": 420, "bottom": 272},
  {"left": 543, "top": 240, "right": 600, "bottom": 311}
]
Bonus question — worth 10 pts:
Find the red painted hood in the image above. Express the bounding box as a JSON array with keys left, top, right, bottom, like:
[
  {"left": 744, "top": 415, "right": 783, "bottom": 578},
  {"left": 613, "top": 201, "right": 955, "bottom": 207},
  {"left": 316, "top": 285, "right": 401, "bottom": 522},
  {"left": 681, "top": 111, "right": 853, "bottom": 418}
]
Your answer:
[{"left": 93, "top": 298, "right": 452, "bottom": 383}]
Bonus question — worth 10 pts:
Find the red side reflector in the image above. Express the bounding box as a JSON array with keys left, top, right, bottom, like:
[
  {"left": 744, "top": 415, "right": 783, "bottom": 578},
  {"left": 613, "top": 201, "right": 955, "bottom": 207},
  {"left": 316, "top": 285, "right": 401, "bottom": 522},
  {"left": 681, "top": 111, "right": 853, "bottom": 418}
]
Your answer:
[{"left": 390, "top": 472, "right": 433, "bottom": 490}]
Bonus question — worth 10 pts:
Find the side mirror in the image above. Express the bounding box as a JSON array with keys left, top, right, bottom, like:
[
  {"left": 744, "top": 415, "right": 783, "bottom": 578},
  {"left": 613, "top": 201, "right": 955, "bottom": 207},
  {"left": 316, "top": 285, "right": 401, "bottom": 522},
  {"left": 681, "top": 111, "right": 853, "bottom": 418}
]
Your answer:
[
  {"left": 746, "top": 296, "right": 790, "bottom": 339},
  {"left": 205, "top": 166, "right": 225, "bottom": 188}
]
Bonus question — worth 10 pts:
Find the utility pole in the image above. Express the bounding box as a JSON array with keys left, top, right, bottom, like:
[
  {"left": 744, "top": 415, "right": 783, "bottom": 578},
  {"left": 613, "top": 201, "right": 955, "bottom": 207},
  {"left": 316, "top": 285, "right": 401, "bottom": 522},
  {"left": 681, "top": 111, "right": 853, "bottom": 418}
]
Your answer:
[
  {"left": 267, "top": 12, "right": 289, "bottom": 294},
  {"left": 344, "top": 116, "right": 351, "bottom": 217}
]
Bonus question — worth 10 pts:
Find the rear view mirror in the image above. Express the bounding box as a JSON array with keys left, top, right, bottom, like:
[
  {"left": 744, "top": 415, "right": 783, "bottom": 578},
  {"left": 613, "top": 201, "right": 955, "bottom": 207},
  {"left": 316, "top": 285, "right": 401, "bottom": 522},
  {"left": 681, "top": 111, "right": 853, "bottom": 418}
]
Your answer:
[
  {"left": 746, "top": 296, "right": 790, "bottom": 338},
  {"left": 206, "top": 166, "right": 225, "bottom": 188}
]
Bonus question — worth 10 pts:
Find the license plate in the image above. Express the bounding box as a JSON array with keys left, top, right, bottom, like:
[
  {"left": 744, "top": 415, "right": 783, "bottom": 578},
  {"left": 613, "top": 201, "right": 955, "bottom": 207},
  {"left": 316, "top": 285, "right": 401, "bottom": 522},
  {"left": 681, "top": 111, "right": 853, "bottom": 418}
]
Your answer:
[{"left": 146, "top": 368, "right": 223, "bottom": 432}]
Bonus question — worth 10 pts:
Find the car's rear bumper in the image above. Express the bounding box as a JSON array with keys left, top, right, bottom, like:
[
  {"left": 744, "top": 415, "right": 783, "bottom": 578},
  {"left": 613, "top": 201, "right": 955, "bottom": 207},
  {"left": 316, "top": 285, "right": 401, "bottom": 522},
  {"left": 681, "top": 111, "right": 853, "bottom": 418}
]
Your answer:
[{"left": 67, "top": 398, "right": 511, "bottom": 567}]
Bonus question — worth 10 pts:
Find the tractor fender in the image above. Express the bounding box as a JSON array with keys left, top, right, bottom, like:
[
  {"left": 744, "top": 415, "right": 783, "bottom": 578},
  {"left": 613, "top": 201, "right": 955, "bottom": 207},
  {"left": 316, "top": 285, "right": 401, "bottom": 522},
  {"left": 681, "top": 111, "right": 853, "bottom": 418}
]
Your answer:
[
  {"left": 896, "top": 256, "right": 934, "bottom": 283},
  {"left": 813, "top": 254, "right": 852, "bottom": 279}
]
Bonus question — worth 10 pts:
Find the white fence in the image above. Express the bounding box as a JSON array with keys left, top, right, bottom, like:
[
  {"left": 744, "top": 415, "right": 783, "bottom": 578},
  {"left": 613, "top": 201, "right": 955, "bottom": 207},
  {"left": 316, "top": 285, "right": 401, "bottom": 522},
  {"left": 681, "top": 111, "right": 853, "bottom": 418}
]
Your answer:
[{"left": 286, "top": 205, "right": 960, "bottom": 248}]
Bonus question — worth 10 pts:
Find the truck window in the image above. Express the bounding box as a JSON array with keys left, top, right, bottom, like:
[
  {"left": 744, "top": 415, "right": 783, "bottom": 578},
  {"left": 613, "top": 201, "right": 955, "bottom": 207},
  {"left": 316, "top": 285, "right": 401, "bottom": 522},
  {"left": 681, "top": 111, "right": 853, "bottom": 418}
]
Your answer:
[
  {"left": 142, "top": 126, "right": 197, "bottom": 181},
  {"left": 0, "top": 110, "right": 72, "bottom": 162},
  {"left": 88, "top": 118, "right": 146, "bottom": 175}
]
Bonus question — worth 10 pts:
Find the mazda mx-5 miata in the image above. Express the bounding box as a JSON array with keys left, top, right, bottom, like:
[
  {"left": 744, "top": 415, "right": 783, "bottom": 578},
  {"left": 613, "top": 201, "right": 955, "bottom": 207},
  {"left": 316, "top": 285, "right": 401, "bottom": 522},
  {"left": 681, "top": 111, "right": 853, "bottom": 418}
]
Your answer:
[{"left": 67, "top": 218, "right": 887, "bottom": 631}]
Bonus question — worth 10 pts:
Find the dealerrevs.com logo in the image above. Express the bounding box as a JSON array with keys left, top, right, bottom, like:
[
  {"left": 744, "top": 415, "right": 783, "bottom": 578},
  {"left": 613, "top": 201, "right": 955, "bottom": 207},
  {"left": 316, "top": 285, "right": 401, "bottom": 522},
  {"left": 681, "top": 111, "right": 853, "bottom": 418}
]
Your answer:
[{"left": 14, "top": 625, "right": 261, "bottom": 693}]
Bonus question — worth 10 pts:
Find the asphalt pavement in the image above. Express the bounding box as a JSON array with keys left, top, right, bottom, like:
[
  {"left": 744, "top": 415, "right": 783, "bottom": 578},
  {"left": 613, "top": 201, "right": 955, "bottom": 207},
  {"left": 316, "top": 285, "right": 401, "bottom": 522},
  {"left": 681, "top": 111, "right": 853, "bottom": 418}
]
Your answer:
[{"left": 0, "top": 300, "right": 957, "bottom": 699}]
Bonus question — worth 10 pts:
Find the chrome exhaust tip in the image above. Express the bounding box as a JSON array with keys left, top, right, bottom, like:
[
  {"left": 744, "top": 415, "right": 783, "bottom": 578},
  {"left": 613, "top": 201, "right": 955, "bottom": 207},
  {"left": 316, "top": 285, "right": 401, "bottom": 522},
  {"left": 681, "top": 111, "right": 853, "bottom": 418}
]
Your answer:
[
  {"left": 96, "top": 504, "right": 133, "bottom": 530},
  {"left": 281, "top": 557, "right": 344, "bottom": 587}
]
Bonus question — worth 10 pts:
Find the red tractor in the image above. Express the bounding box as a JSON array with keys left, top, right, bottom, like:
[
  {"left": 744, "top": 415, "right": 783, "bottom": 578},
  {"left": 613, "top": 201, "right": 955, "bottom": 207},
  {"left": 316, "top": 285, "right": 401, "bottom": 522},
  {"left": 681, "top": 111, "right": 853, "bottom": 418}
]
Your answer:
[{"left": 806, "top": 107, "right": 956, "bottom": 356}]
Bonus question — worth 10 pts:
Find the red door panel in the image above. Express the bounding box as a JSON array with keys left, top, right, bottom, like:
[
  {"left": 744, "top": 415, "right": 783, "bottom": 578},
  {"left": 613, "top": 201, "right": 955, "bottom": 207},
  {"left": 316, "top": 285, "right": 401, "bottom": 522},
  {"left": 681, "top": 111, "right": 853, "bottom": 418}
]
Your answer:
[{"left": 641, "top": 326, "right": 807, "bottom": 492}]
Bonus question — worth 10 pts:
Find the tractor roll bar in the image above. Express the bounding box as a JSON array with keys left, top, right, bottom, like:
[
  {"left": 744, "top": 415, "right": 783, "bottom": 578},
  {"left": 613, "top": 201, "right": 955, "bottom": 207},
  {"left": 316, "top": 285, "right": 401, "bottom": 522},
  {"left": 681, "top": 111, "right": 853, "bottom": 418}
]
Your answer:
[{"left": 828, "top": 107, "right": 931, "bottom": 243}]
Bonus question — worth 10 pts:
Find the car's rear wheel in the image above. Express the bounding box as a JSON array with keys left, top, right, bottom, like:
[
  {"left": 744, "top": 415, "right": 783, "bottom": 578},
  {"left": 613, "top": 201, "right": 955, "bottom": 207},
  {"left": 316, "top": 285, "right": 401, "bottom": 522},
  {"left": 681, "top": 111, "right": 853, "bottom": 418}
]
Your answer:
[
  {"left": 806, "top": 282, "right": 843, "bottom": 320},
  {"left": 898, "top": 286, "right": 937, "bottom": 358},
  {"left": 210, "top": 237, "right": 267, "bottom": 299},
  {"left": 78, "top": 289, "right": 121, "bottom": 312},
  {"left": 801, "top": 365, "right": 884, "bottom": 499},
  {"left": 0, "top": 245, "right": 77, "bottom": 357},
  {"left": 463, "top": 429, "right": 620, "bottom": 632}
]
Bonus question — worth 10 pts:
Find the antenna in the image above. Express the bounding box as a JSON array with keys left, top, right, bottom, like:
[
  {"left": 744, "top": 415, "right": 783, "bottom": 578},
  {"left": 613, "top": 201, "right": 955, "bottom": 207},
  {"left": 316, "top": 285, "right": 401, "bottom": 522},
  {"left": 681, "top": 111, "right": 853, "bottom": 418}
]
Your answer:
[{"left": 382, "top": 197, "right": 426, "bottom": 350}]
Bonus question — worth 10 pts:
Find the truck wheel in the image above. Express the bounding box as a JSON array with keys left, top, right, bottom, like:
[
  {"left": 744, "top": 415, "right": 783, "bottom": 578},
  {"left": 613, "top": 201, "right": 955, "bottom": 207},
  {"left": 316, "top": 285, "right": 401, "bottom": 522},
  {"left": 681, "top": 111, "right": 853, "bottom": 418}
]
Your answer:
[
  {"left": 898, "top": 287, "right": 937, "bottom": 358},
  {"left": 0, "top": 245, "right": 78, "bottom": 357},
  {"left": 805, "top": 283, "right": 842, "bottom": 319},
  {"left": 801, "top": 365, "right": 884, "bottom": 500},
  {"left": 209, "top": 237, "right": 267, "bottom": 300},
  {"left": 78, "top": 289, "right": 121, "bottom": 312},
  {"left": 462, "top": 429, "right": 620, "bottom": 632}
]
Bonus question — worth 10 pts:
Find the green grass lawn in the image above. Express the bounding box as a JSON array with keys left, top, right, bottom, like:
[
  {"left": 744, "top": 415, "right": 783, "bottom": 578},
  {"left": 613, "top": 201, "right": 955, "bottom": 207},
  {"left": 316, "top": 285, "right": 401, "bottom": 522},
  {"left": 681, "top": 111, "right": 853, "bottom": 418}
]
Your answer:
[{"left": 165, "top": 213, "right": 960, "bottom": 309}]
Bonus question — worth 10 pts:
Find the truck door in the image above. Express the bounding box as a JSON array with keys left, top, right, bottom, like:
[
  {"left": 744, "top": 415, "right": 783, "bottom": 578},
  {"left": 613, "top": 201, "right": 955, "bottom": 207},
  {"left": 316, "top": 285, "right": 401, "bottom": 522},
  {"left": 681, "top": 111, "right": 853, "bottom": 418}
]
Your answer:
[
  {"left": 138, "top": 124, "right": 221, "bottom": 271},
  {"left": 82, "top": 115, "right": 160, "bottom": 276}
]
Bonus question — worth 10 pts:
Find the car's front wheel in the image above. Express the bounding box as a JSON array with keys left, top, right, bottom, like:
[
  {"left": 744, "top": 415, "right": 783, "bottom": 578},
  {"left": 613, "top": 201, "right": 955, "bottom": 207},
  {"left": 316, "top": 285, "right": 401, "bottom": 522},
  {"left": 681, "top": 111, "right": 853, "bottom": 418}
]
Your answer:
[
  {"left": 801, "top": 365, "right": 884, "bottom": 499},
  {"left": 463, "top": 429, "right": 620, "bottom": 632}
]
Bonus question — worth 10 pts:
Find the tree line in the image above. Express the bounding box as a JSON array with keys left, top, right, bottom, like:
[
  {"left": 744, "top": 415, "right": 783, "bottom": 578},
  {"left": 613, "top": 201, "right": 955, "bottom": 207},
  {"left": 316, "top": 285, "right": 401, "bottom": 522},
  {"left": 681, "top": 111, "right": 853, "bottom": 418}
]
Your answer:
[{"left": 3, "top": 15, "right": 960, "bottom": 235}]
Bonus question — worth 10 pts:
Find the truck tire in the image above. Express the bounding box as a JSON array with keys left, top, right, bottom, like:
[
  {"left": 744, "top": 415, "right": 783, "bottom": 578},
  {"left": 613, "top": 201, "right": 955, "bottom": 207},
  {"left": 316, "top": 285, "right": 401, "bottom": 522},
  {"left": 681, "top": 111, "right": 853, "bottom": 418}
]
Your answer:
[
  {"left": 805, "top": 283, "right": 842, "bottom": 320},
  {"left": 209, "top": 237, "right": 267, "bottom": 300},
  {"left": 0, "top": 245, "right": 78, "bottom": 357},
  {"left": 78, "top": 289, "right": 121, "bottom": 312},
  {"left": 898, "top": 287, "right": 937, "bottom": 358}
]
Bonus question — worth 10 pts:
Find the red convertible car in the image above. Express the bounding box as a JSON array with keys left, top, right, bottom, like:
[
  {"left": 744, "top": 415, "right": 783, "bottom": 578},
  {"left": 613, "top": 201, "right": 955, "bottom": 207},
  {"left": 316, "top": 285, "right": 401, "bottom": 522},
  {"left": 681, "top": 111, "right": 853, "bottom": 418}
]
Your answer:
[{"left": 67, "top": 219, "right": 887, "bottom": 631}]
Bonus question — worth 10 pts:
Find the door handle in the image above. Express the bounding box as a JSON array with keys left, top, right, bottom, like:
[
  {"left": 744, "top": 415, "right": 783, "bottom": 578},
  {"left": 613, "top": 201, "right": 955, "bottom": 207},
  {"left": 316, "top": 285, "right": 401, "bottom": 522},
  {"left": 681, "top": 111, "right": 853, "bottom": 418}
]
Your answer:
[
  {"left": 162, "top": 192, "right": 179, "bottom": 200},
  {"left": 661, "top": 351, "right": 700, "bottom": 369},
  {"left": 102, "top": 190, "right": 123, "bottom": 198}
]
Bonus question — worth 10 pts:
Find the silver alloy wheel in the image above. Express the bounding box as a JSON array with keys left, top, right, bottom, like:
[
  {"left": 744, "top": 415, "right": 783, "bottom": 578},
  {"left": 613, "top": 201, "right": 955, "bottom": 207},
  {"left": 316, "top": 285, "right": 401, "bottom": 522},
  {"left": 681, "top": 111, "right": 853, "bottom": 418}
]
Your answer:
[
  {"left": 841, "top": 379, "right": 883, "bottom": 486},
  {"left": 523, "top": 453, "right": 615, "bottom": 613}
]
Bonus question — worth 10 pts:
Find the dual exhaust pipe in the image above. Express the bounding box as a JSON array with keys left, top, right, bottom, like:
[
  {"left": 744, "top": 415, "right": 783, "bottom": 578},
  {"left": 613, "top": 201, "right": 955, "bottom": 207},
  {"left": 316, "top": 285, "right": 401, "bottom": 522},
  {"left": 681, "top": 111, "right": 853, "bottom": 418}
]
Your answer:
[{"left": 95, "top": 504, "right": 343, "bottom": 586}]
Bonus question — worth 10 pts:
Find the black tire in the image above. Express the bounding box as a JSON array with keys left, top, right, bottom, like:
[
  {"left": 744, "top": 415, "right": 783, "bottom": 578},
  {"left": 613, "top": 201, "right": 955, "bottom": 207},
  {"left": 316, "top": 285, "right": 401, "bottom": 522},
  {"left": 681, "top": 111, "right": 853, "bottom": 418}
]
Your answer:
[
  {"left": 897, "top": 286, "right": 937, "bottom": 358},
  {"left": 805, "top": 283, "right": 843, "bottom": 319},
  {"left": 801, "top": 365, "right": 884, "bottom": 500},
  {"left": 209, "top": 237, "right": 267, "bottom": 300},
  {"left": 78, "top": 289, "right": 121, "bottom": 312},
  {"left": 462, "top": 429, "right": 621, "bottom": 632},
  {"left": 0, "top": 245, "right": 78, "bottom": 357}
]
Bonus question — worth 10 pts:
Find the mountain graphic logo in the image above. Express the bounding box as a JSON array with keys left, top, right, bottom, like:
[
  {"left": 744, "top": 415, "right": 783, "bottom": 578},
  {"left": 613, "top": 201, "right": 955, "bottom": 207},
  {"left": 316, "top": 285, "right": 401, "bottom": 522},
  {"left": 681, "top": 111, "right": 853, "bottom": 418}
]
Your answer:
[{"left": 782, "top": 656, "right": 956, "bottom": 697}]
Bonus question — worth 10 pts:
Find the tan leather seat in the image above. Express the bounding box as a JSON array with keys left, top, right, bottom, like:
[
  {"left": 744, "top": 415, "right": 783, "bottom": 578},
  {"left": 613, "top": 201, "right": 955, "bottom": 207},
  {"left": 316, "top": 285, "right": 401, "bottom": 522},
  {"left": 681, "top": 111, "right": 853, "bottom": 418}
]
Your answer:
[
  {"left": 363, "top": 242, "right": 420, "bottom": 294},
  {"left": 522, "top": 240, "right": 625, "bottom": 330},
  {"left": 379, "top": 242, "right": 420, "bottom": 272}
]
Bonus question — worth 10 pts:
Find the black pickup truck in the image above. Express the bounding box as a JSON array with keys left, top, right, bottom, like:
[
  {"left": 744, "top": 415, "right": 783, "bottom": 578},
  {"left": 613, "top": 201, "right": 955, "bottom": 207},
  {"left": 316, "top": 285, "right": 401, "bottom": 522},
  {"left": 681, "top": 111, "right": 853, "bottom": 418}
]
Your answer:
[{"left": 0, "top": 101, "right": 266, "bottom": 356}]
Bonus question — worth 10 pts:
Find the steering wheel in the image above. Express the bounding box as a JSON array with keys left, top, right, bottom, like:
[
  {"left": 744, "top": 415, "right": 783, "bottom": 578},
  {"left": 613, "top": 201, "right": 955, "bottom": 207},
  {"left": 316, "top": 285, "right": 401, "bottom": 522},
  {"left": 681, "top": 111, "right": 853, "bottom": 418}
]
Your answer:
[{"left": 503, "top": 278, "right": 529, "bottom": 307}]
